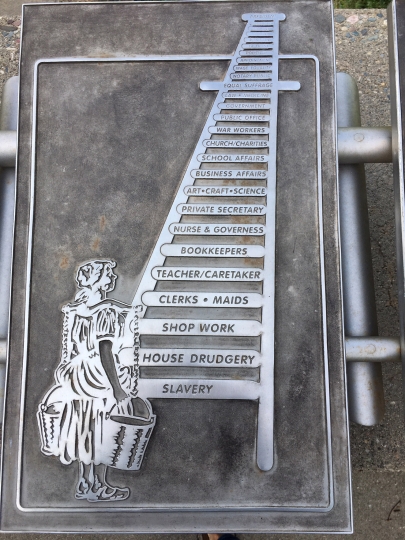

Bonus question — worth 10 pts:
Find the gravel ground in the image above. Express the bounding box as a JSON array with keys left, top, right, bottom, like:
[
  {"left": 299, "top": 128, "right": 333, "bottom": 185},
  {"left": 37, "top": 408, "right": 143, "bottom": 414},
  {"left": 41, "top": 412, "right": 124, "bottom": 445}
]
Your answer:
[
  {"left": 0, "top": 15, "right": 19, "bottom": 89},
  {"left": 0, "top": 3, "right": 403, "bottom": 538}
]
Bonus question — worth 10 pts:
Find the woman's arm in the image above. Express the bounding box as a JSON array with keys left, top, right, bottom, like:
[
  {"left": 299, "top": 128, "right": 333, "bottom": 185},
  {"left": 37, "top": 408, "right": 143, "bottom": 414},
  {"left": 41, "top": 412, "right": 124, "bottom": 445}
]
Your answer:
[{"left": 99, "top": 340, "right": 127, "bottom": 402}]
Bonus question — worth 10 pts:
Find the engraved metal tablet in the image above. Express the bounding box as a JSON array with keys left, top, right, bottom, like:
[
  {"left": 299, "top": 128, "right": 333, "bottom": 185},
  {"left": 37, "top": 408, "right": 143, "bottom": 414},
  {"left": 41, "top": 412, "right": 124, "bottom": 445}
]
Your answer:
[{"left": 1, "top": 1, "right": 351, "bottom": 533}]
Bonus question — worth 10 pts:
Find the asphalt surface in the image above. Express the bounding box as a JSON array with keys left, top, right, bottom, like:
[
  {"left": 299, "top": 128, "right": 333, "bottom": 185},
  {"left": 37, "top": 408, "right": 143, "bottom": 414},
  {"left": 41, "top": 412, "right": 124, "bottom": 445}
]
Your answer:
[{"left": 0, "top": 2, "right": 403, "bottom": 538}]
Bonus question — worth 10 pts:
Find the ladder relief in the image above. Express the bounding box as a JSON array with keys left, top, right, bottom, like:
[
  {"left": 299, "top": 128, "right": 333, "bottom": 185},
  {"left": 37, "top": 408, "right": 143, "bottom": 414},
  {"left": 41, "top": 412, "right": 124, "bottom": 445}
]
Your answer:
[{"left": 134, "top": 12, "right": 300, "bottom": 472}]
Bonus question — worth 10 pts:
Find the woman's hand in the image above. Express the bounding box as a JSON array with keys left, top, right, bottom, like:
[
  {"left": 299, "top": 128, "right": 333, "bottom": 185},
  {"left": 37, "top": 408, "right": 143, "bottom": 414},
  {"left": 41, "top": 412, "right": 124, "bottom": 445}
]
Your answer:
[{"left": 113, "top": 387, "right": 129, "bottom": 403}]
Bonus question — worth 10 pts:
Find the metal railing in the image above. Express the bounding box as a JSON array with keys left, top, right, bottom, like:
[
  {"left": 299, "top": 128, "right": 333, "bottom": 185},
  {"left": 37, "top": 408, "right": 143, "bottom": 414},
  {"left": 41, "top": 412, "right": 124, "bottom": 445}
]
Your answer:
[{"left": 0, "top": 76, "right": 18, "bottom": 420}]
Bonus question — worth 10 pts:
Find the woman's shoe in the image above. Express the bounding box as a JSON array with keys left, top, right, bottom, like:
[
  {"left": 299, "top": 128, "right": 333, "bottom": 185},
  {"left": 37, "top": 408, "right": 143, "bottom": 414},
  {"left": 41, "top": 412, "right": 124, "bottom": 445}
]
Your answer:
[{"left": 87, "top": 484, "right": 130, "bottom": 502}]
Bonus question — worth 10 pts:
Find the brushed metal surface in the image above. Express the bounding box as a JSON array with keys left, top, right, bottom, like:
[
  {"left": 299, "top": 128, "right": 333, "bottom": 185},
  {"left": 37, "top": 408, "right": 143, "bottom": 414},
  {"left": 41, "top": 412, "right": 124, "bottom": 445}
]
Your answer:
[
  {"left": 0, "top": 1, "right": 350, "bottom": 533},
  {"left": 388, "top": 0, "right": 405, "bottom": 418},
  {"left": 337, "top": 73, "right": 385, "bottom": 426}
]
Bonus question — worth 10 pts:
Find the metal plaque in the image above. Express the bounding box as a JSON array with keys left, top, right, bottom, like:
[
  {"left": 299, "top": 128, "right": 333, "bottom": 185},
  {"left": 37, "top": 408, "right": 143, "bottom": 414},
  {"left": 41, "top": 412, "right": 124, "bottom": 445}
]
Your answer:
[
  {"left": 1, "top": 1, "right": 351, "bottom": 533},
  {"left": 388, "top": 0, "right": 405, "bottom": 413}
]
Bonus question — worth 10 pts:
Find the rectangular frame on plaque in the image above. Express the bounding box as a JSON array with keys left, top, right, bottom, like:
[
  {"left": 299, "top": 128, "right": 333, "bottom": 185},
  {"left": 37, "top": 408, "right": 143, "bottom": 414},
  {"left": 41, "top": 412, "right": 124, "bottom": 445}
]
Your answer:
[{"left": 0, "top": 1, "right": 351, "bottom": 533}]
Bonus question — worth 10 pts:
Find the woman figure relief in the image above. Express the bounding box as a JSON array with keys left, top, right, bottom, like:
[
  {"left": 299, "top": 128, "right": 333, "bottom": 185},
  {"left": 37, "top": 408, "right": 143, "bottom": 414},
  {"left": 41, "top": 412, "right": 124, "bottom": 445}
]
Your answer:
[{"left": 38, "top": 260, "right": 155, "bottom": 502}]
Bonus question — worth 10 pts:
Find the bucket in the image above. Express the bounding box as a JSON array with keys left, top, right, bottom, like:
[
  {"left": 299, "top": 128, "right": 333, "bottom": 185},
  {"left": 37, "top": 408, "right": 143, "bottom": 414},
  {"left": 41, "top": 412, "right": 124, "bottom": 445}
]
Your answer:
[
  {"left": 37, "top": 390, "right": 156, "bottom": 471},
  {"left": 99, "top": 413, "right": 156, "bottom": 471},
  {"left": 37, "top": 403, "right": 63, "bottom": 457}
]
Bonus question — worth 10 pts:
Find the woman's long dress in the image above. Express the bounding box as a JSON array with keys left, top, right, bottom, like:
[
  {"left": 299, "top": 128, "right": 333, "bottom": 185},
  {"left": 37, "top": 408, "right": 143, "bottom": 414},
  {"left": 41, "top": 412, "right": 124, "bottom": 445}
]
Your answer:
[{"left": 38, "top": 299, "right": 137, "bottom": 466}]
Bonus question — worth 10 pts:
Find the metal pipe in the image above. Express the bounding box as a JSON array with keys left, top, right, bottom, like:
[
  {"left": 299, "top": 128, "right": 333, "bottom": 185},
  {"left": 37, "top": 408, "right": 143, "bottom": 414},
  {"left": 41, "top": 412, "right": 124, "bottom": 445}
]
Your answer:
[
  {"left": 338, "top": 127, "right": 392, "bottom": 164},
  {"left": 0, "top": 127, "right": 391, "bottom": 171},
  {"left": 0, "top": 126, "right": 392, "bottom": 168},
  {"left": 0, "top": 77, "right": 18, "bottom": 337},
  {"left": 0, "top": 76, "right": 18, "bottom": 423},
  {"left": 387, "top": 1, "right": 405, "bottom": 425},
  {"left": 0, "top": 340, "right": 5, "bottom": 364},
  {"left": 0, "top": 131, "right": 16, "bottom": 167},
  {"left": 346, "top": 336, "right": 400, "bottom": 362},
  {"left": 337, "top": 72, "right": 385, "bottom": 425}
]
